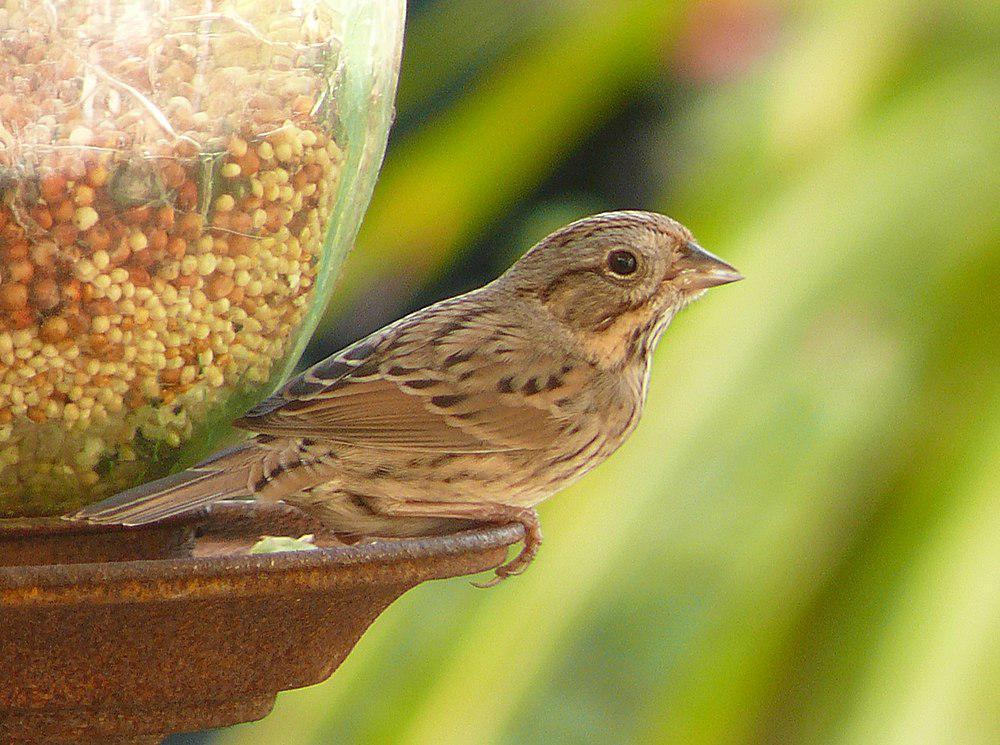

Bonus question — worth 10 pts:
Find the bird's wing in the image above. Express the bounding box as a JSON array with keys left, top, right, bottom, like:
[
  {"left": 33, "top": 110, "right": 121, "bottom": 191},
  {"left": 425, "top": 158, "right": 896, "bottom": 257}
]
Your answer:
[{"left": 235, "top": 298, "right": 590, "bottom": 453}]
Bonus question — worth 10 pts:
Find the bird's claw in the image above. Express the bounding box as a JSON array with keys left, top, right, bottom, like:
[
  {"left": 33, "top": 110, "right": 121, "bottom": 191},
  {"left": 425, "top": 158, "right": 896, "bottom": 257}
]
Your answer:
[{"left": 471, "top": 515, "right": 541, "bottom": 588}]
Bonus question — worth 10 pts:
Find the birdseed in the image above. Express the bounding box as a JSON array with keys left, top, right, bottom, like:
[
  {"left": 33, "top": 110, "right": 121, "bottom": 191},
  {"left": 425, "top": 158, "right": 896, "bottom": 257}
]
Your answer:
[{"left": 0, "top": 0, "right": 348, "bottom": 515}]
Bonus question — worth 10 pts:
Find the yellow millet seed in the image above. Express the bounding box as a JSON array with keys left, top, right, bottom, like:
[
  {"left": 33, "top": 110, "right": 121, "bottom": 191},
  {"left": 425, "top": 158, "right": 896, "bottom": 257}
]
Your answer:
[
  {"left": 73, "top": 206, "right": 100, "bottom": 231},
  {"left": 126, "top": 230, "right": 147, "bottom": 251},
  {"left": 205, "top": 366, "right": 225, "bottom": 387},
  {"left": 74, "top": 259, "right": 97, "bottom": 282},
  {"left": 274, "top": 141, "right": 293, "bottom": 162},
  {"left": 196, "top": 254, "right": 218, "bottom": 276},
  {"left": 228, "top": 136, "right": 248, "bottom": 157}
]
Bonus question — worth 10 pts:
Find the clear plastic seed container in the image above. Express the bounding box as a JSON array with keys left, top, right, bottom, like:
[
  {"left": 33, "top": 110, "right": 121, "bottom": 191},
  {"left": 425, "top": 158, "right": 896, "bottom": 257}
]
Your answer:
[{"left": 0, "top": 0, "right": 404, "bottom": 516}]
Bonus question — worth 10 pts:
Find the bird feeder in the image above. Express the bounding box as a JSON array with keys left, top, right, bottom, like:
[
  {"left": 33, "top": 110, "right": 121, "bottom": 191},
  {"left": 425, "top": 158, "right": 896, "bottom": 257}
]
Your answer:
[
  {"left": 0, "top": 0, "right": 404, "bottom": 516},
  {"left": 0, "top": 3, "right": 516, "bottom": 742}
]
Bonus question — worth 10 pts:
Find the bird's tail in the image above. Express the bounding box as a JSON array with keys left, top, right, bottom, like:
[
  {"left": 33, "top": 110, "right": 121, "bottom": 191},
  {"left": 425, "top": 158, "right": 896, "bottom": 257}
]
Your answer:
[{"left": 70, "top": 441, "right": 261, "bottom": 526}]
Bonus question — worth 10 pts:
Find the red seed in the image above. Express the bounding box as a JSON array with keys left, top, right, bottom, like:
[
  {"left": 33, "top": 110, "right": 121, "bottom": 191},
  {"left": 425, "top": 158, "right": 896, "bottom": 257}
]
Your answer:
[
  {"left": 26, "top": 406, "right": 48, "bottom": 424},
  {"left": 61, "top": 280, "right": 82, "bottom": 304},
  {"left": 177, "top": 182, "right": 198, "bottom": 210},
  {"left": 52, "top": 200, "right": 74, "bottom": 223},
  {"left": 40, "top": 174, "right": 67, "bottom": 202},
  {"left": 32, "top": 207, "right": 54, "bottom": 230},
  {"left": 52, "top": 224, "right": 79, "bottom": 246},
  {"left": 237, "top": 150, "right": 260, "bottom": 175},
  {"left": 39, "top": 316, "right": 69, "bottom": 343},
  {"left": 0, "top": 283, "right": 28, "bottom": 310},
  {"left": 162, "top": 162, "right": 187, "bottom": 189},
  {"left": 205, "top": 273, "right": 235, "bottom": 300},
  {"left": 9, "top": 309, "right": 34, "bottom": 330},
  {"left": 30, "top": 278, "right": 61, "bottom": 312},
  {"left": 156, "top": 205, "right": 175, "bottom": 230},
  {"left": 124, "top": 206, "right": 150, "bottom": 225},
  {"left": 148, "top": 228, "right": 168, "bottom": 252},
  {"left": 5, "top": 241, "right": 29, "bottom": 260},
  {"left": 129, "top": 267, "right": 151, "bottom": 286},
  {"left": 177, "top": 213, "right": 202, "bottom": 240},
  {"left": 166, "top": 237, "right": 187, "bottom": 259},
  {"left": 85, "top": 226, "right": 111, "bottom": 253}
]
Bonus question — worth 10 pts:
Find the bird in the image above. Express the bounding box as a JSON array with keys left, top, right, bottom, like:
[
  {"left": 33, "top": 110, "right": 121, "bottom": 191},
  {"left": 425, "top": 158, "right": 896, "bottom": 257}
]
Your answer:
[{"left": 71, "top": 211, "right": 742, "bottom": 584}]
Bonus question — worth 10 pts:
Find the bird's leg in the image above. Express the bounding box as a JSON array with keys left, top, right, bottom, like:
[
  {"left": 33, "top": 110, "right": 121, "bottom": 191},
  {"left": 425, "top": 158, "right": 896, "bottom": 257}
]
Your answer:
[{"left": 368, "top": 499, "right": 542, "bottom": 586}]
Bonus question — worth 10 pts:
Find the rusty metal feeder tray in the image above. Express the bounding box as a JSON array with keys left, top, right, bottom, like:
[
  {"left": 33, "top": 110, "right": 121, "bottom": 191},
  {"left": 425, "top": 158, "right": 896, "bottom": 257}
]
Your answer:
[{"left": 0, "top": 503, "right": 521, "bottom": 744}]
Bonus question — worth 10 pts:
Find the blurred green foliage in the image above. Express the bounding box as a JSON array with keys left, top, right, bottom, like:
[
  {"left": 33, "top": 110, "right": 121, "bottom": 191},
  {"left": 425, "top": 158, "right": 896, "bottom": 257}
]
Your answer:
[{"left": 214, "top": 0, "right": 998, "bottom": 743}]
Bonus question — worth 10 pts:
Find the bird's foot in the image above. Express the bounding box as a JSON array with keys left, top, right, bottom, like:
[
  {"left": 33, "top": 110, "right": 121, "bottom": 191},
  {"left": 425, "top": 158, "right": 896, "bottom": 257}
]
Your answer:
[
  {"left": 472, "top": 507, "right": 542, "bottom": 588},
  {"left": 363, "top": 498, "right": 542, "bottom": 587}
]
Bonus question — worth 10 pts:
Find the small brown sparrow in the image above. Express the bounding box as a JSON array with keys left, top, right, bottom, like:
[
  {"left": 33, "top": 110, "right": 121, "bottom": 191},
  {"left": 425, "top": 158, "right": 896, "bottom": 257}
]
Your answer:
[{"left": 73, "top": 211, "right": 742, "bottom": 584}]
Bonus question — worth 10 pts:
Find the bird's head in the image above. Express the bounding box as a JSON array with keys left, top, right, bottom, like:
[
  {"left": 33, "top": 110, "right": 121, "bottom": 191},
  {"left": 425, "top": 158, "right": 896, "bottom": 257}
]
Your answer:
[{"left": 504, "top": 210, "right": 742, "bottom": 368}]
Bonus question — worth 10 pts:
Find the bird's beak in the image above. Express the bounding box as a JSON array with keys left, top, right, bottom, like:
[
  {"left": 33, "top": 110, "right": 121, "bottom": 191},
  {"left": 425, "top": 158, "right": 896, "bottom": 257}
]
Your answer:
[{"left": 672, "top": 241, "right": 744, "bottom": 290}]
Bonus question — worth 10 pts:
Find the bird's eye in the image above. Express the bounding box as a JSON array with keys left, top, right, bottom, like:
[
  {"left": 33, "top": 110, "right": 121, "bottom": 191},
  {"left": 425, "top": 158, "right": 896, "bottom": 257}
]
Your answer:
[{"left": 606, "top": 249, "right": 638, "bottom": 277}]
